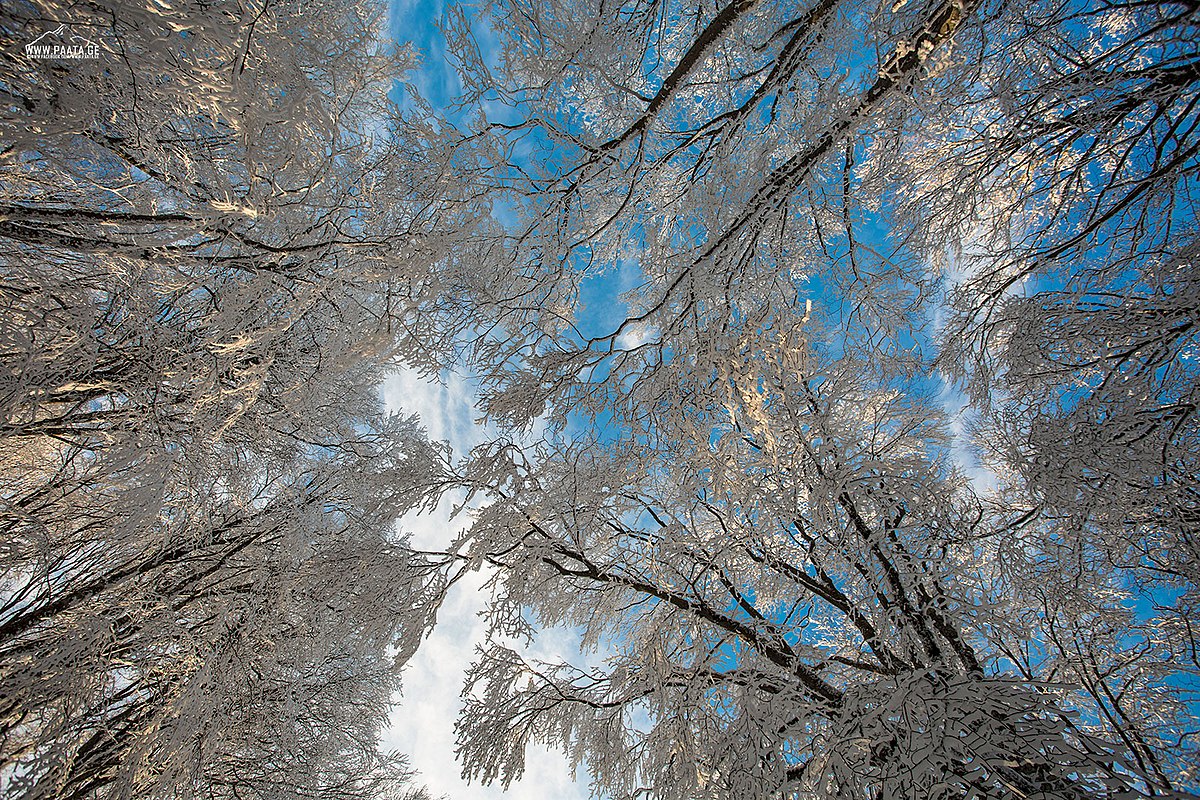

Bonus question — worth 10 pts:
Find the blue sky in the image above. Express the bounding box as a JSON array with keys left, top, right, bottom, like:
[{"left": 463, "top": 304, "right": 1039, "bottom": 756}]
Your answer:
[{"left": 389, "top": 0, "right": 458, "bottom": 109}]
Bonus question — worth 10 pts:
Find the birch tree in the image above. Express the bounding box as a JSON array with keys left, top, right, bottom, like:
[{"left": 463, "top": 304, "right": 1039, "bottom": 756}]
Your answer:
[
  {"left": 1, "top": 425, "right": 444, "bottom": 800},
  {"left": 443, "top": 312, "right": 1197, "bottom": 798}
]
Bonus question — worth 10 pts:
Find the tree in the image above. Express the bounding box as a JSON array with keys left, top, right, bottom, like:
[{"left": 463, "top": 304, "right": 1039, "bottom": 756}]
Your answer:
[
  {"left": 443, "top": 316, "right": 1194, "bottom": 798},
  {"left": 881, "top": 0, "right": 1200, "bottom": 623},
  {"left": 425, "top": 0, "right": 1200, "bottom": 796},
  {"left": 1, "top": 1, "right": 463, "bottom": 797},
  {"left": 1, "top": 432, "right": 443, "bottom": 800}
]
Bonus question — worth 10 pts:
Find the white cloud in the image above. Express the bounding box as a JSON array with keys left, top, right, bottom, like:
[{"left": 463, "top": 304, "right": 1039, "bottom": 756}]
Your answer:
[
  {"left": 383, "top": 562, "right": 593, "bottom": 800},
  {"left": 380, "top": 366, "right": 485, "bottom": 451},
  {"left": 937, "top": 375, "right": 998, "bottom": 494},
  {"left": 928, "top": 247, "right": 1002, "bottom": 495},
  {"left": 614, "top": 321, "right": 659, "bottom": 351},
  {"left": 380, "top": 367, "right": 594, "bottom": 800}
]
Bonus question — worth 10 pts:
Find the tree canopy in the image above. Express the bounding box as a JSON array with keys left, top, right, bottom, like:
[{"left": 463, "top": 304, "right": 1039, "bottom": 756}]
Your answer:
[
  {"left": 429, "top": 0, "right": 1200, "bottom": 796},
  {"left": 1, "top": 2, "right": 459, "bottom": 797},
  {"left": 2, "top": 0, "right": 1198, "bottom": 798}
]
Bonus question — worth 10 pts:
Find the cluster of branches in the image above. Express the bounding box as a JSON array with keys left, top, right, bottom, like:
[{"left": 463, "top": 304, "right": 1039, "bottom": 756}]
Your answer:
[
  {"left": 419, "top": 0, "right": 1200, "bottom": 797},
  {"left": 2, "top": 0, "right": 1197, "bottom": 797},
  {"left": 0, "top": 1, "right": 475, "bottom": 798}
]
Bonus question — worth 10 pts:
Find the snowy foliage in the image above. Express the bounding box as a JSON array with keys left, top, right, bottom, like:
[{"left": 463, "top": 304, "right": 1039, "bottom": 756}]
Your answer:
[
  {"left": 428, "top": 0, "right": 1200, "bottom": 797},
  {"left": 0, "top": 1, "right": 460, "bottom": 798},
  {"left": 3, "top": 0, "right": 1198, "bottom": 798}
]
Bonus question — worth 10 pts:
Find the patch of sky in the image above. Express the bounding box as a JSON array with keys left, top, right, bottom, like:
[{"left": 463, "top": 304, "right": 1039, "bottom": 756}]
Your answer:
[
  {"left": 380, "top": 6, "right": 602, "bottom": 798},
  {"left": 573, "top": 253, "right": 647, "bottom": 341},
  {"left": 388, "top": 0, "right": 458, "bottom": 111}
]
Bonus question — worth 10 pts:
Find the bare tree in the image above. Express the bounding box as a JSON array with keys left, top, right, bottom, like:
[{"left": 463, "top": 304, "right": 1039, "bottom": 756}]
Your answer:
[
  {"left": 0, "top": 1, "right": 461, "bottom": 797},
  {"left": 436, "top": 316, "right": 1191, "bottom": 798},
  {"left": 425, "top": 0, "right": 1200, "bottom": 797}
]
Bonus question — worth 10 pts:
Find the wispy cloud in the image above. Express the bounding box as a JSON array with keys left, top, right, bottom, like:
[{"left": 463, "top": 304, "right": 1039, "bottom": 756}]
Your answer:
[
  {"left": 380, "top": 367, "right": 594, "bottom": 800},
  {"left": 389, "top": 0, "right": 462, "bottom": 110},
  {"left": 936, "top": 377, "right": 997, "bottom": 493}
]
